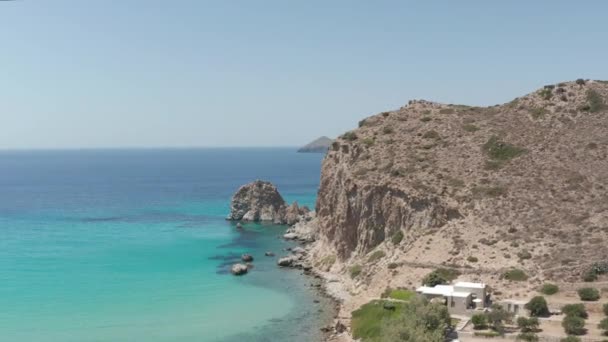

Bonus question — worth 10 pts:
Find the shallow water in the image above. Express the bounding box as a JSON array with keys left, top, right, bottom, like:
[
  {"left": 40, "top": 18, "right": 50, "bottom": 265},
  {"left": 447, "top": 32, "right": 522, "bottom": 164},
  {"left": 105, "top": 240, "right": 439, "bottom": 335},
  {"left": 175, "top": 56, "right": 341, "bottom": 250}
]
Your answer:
[{"left": 0, "top": 148, "right": 334, "bottom": 341}]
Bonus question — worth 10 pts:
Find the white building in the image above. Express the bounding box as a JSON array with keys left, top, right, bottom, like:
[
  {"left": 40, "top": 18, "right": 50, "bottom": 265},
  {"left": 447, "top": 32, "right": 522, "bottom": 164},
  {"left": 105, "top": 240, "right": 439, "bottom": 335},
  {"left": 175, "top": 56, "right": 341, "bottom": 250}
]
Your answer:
[{"left": 416, "top": 282, "right": 487, "bottom": 315}]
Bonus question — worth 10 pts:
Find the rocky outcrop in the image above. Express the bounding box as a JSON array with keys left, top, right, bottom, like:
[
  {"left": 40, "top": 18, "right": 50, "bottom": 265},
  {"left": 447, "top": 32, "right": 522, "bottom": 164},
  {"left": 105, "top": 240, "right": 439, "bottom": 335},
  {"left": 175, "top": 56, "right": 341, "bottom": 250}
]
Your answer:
[
  {"left": 314, "top": 80, "right": 608, "bottom": 279},
  {"left": 230, "top": 263, "right": 248, "bottom": 276},
  {"left": 227, "top": 180, "right": 312, "bottom": 225}
]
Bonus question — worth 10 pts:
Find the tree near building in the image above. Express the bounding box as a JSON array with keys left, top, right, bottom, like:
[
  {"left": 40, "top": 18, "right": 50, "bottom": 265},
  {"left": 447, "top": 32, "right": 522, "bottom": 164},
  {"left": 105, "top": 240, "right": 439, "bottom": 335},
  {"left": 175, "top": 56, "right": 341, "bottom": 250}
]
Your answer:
[{"left": 525, "top": 296, "right": 550, "bottom": 317}]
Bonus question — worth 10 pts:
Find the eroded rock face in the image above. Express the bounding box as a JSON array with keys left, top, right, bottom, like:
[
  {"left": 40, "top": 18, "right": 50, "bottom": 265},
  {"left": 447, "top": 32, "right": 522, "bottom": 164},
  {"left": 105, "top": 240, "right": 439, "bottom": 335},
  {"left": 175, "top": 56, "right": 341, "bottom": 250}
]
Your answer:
[
  {"left": 227, "top": 180, "right": 312, "bottom": 225},
  {"left": 227, "top": 180, "right": 288, "bottom": 224}
]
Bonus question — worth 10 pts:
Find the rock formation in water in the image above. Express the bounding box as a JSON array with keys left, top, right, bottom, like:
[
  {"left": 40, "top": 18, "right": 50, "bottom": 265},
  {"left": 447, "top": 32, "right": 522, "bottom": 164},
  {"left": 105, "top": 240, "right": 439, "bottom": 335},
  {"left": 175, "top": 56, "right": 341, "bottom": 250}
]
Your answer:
[
  {"left": 298, "top": 136, "right": 333, "bottom": 153},
  {"left": 230, "top": 263, "right": 248, "bottom": 276},
  {"left": 227, "top": 180, "right": 311, "bottom": 225}
]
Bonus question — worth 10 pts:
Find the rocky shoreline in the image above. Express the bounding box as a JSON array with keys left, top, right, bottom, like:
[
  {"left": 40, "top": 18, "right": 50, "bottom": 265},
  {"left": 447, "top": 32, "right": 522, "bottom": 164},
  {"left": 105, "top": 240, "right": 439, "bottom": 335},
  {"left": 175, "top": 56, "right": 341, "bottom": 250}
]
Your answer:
[{"left": 279, "top": 217, "right": 352, "bottom": 342}]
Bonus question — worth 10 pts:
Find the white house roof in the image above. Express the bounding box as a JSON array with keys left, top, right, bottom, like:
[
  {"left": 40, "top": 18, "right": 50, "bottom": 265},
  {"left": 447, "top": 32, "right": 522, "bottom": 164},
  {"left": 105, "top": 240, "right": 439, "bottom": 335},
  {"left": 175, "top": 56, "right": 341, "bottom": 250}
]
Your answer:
[
  {"left": 416, "top": 285, "right": 471, "bottom": 298},
  {"left": 454, "top": 282, "right": 486, "bottom": 289}
]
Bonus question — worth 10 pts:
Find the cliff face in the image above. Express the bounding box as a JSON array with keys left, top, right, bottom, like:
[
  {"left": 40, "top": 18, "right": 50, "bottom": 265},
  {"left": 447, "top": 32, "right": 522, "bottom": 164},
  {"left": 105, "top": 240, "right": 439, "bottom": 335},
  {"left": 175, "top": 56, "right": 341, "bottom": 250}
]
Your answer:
[{"left": 315, "top": 80, "right": 608, "bottom": 280}]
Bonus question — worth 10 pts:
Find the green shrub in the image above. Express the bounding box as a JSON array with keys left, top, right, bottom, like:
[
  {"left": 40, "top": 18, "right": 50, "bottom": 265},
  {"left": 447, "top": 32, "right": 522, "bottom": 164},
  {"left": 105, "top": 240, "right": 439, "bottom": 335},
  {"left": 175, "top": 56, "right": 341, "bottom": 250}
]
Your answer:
[
  {"left": 382, "top": 126, "right": 394, "bottom": 134},
  {"left": 471, "top": 313, "right": 487, "bottom": 330},
  {"left": 517, "top": 316, "right": 539, "bottom": 332},
  {"left": 560, "top": 336, "right": 581, "bottom": 342},
  {"left": 603, "top": 303, "right": 608, "bottom": 316},
  {"left": 350, "top": 265, "right": 363, "bottom": 278},
  {"left": 467, "top": 256, "right": 479, "bottom": 263},
  {"left": 517, "top": 250, "right": 532, "bottom": 260},
  {"left": 562, "top": 315, "right": 586, "bottom": 335},
  {"left": 597, "top": 317, "right": 608, "bottom": 334},
  {"left": 517, "top": 332, "right": 539, "bottom": 341},
  {"left": 539, "top": 88, "right": 553, "bottom": 100},
  {"left": 578, "top": 287, "right": 600, "bottom": 301},
  {"left": 576, "top": 79, "right": 586, "bottom": 86},
  {"left": 388, "top": 262, "right": 399, "bottom": 270},
  {"left": 540, "top": 283, "right": 559, "bottom": 295},
  {"left": 503, "top": 269, "right": 529, "bottom": 281},
  {"left": 583, "top": 270, "right": 598, "bottom": 282},
  {"left": 343, "top": 132, "right": 358, "bottom": 141},
  {"left": 529, "top": 107, "right": 548, "bottom": 119},
  {"left": 362, "top": 137, "right": 375, "bottom": 147},
  {"left": 463, "top": 123, "right": 480, "bottom": 132},
  {"left": 422, "top": 268, "right": 461, "bottom": 287},
  {"left": 368, "top": 250, "right": 386, "bottom": 263},
  {"left": 525, "top": 297, "right": 549, "bottom": 317},
  {"left": 351, "top": 300, "right": 406, "bottom": 340},
  {"left": 420, "top": 116, "right": 432, "bottom": 122},
  {"left": 586, "top": 89, "right": 606, "bottom": 113},
  {"left": 391, "top": 230, "right": 404, "bottom": 245},
  {"left": 482, "top": 136, "right": 526, "bottom": 163},
  {"left": 422, "top": 130, "right": 440, "bottom": 139},
  {"left": 562, "top": 304, "right": 588, "bottom": 319}
]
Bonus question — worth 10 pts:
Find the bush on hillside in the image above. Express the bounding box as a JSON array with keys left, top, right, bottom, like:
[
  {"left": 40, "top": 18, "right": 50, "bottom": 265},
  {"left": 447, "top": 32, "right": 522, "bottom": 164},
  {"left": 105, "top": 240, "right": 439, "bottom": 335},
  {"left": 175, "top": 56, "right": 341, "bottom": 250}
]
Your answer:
[
  {"left": 603, "top": 303, "right": 608, "bottom": 316},
  {"left": 503, "top": 268, "right": 529, "bottom": 281},
  {"left": 368, "top": 250, "right": 386, "bottom": 263},
  {"left": 517, "top": 332, "right": 539, "bottom": 342},
  {"left": 560, "top": 336, "right": 581, "bottom": 342},
  {"left": 562, "top": 304, "right": 588, "bottom": 319},
  {"left": 562, "top": 315, "right": 586, "bottom": 335},
  {"left": 422, "top": 268, "right": 461, "bottom": 287},
  {"left": 578, "top": 287, "right": 600, "bottom": 301},
  {"left": 350, "top": 265, "right": 363, "bottom": 279},
  {"left": 540, "top": 283, "right": 559, "bottom": 295},
  {"left": 598, "top": 318, "right": 608, "bottom": 335},
  {"left": 391, "top": 230, "right": 404, "bottom": 245}
]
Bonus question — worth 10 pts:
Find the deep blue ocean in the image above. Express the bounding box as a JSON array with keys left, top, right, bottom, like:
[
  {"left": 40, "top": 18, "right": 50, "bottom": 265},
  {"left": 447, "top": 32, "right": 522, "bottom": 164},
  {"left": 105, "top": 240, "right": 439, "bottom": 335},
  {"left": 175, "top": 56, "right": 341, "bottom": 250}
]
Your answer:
[{"left": 0, "top": 148, "right": 333, "bottom": 342}]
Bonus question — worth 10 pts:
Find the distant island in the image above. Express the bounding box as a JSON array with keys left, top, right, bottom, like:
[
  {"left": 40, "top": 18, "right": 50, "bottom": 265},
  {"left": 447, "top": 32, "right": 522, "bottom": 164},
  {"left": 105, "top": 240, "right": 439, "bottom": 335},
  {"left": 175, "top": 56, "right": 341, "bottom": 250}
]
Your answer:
[{"left": 297, "top": 136, "right": 333, "bottom": 153}]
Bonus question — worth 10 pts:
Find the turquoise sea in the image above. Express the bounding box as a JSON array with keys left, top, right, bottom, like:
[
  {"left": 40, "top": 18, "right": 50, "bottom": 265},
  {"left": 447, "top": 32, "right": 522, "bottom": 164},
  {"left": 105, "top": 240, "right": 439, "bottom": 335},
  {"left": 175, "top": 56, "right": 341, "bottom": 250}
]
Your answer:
[{"left": 0, "top": 148, "right": 334, "bottom": 342}]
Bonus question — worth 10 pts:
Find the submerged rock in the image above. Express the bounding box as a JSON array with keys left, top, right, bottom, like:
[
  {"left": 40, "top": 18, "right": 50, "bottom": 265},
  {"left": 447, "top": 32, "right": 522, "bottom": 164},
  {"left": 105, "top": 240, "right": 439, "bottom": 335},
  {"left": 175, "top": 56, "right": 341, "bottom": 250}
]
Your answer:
[
  {"left": 241, "top": 254, "right": 254, "bottom": 262},
  {"left": 264, "top": 251, "right": 275, "bottom": 257},
  {"left": 230, "top": 263, "right": 248, "bottom": 276}
]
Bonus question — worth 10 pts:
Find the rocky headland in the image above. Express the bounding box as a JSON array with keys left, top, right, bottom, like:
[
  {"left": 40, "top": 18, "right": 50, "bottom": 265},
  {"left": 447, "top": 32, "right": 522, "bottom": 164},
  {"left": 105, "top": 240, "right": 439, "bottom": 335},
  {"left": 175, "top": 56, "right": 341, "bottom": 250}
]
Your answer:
[
  {"left": 298, "top": 136, "right": 334, "bottom": 153},
  {"left": 286, "top": 80, "right": 608, "bottom": 341}
]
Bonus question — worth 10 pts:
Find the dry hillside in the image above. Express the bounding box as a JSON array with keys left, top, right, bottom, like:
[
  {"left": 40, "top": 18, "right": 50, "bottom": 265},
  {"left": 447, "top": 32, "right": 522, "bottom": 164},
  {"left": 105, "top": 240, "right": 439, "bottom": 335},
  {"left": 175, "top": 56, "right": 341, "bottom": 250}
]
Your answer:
[{"left": 314, "top": 79, "right": 608, "bottom": 285}]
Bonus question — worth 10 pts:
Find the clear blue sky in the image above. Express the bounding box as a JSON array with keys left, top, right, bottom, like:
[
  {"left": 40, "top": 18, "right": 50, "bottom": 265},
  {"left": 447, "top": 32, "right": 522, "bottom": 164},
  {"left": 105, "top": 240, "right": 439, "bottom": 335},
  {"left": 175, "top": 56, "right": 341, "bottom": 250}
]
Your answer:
[{"left": 1, "top": 1, "right": 606, "bottom": 149}]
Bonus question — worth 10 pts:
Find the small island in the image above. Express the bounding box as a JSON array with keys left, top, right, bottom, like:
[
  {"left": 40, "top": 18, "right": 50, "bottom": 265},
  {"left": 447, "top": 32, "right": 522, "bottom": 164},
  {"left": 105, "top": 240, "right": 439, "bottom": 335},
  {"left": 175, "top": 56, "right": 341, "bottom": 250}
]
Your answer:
[{"left": 297, "top": 136, "right": 333, "bottom": 153}]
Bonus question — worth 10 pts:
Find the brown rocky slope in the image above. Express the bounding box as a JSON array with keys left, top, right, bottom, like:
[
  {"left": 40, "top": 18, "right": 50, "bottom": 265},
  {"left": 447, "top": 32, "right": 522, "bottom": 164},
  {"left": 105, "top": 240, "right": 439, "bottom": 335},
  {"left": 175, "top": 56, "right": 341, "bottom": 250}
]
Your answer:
[{"left": 314, "top": 79, "right": 608, "bottom": 286}]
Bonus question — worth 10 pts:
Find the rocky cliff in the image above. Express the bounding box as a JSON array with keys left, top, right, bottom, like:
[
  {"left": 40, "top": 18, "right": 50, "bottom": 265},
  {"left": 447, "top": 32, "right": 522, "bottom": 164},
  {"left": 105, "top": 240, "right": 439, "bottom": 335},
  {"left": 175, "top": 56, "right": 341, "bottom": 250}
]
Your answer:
[{"left": 315, "top": 80, "right": 608, "bottom": 282}]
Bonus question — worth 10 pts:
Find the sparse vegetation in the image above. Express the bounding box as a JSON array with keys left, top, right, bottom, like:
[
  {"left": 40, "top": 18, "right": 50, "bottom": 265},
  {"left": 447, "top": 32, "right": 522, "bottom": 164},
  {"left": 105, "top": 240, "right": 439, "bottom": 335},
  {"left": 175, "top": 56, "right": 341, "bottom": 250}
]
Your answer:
[
  {"left": 472, "top": 185, "right": 507, "bottom": 198},
  {"left": 467, "top": 256, "right": 479, "bottom": 263},
  {"left": 385, "top": 288, "right": 416, "bottom": 301},
  {"left": 343, "top": 131, "right": 358, "bottom": 141},
  {"left": 391, "top": 230, "right": 404, "bottom": 245},
  {"left": 525, "top": 297, "right": 549, "bottom": 317},
  {"left": 517, "top": 249, "right": 532, "bottom": 260},
  {"left": 576, "top": 78, "right": 586, "bottom": 86},
  {"left": 539, "top": 88, "right": 553, "bottom": 100},
  {"left": 439, "top": 108, "right": 455, "bottom": 114},
  {"left": 560, "top": 336, "right": 581, "bottom": 342},
  {"left": 598, "top": 318, "right": 608, "bottom": 336},
  {"left": 503, "top": 268, "right": 528, "bottom": 281},
  {"left": 584, "top": 89, "right": 605, "bottom": 113},
  {"left": 422, "top": 268, "right": 461, "bottom": 287},
  {"left": 362, "top": 137, "right": 375, "bottom": 147},
  {"left": 603, "top": 303, "right": 608, "bottom": 316},
  {"left": 578, "top": 287, "right": 600, "bottom": 301},
  {"left": 482, "top": 135, "right": 526, "bottom": 164},
  {"left": 463, "top": 123, "right": 480, "bottom": 132},
  {"left": 387, "top": 262, "right": 399, "bottom": 270},
  {"left": 517, "top": 332, "right": 539, "bottom": 341},
  {"left": 540, "top": 283, "right": 559, "bottom": 295},
  {"left": 420, "top": 116, "right": 432, "bottom": 122},
  {"left": 530, "top": 107, "right": 548, "bottom": 119},
  {"left": 368, "top": 250, "right": 386, "bottom": 262},
  {"left": 382, "top": 126, "right": 394, "bottom": 134},
  {"left": 350, "top": 264, "right": 363, "bottom": 278},
  {"left": 422, "top": 130, "right": 440, "bottom": 139}
]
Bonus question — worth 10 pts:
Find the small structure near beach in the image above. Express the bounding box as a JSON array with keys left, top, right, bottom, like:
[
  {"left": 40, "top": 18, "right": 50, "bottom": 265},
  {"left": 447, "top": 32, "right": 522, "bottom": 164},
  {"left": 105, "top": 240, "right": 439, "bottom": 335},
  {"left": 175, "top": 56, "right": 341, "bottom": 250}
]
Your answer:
[{"left": 416, "top": 282, "right": 487, "bottom": 315}]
